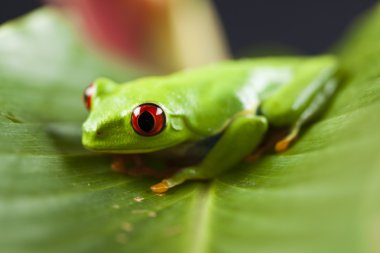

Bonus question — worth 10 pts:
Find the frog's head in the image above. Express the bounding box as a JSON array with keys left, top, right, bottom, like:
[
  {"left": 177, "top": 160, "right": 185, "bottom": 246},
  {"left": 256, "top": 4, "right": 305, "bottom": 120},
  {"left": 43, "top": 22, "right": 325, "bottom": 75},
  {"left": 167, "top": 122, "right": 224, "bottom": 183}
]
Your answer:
[{"left": 82, "top": 78, "right": 195, "bottom": 153}]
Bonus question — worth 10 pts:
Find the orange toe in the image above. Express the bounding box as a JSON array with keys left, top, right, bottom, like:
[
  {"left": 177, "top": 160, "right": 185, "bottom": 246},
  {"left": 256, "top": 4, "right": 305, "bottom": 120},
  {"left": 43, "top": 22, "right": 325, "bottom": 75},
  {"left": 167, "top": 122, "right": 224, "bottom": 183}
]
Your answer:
[
  {"left": 150, "top": 181, "right": 170, "bottom": 193},
  {"left": 275, "top": 140, "right": 290, "bottom": 153}
]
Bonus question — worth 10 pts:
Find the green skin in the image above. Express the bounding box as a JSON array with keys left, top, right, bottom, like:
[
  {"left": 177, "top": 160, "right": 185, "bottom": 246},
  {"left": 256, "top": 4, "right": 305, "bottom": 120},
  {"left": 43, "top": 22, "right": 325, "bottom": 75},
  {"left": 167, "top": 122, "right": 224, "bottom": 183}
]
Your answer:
[{"left": 82, "top": 56, "right": 338, "bottom": 192}]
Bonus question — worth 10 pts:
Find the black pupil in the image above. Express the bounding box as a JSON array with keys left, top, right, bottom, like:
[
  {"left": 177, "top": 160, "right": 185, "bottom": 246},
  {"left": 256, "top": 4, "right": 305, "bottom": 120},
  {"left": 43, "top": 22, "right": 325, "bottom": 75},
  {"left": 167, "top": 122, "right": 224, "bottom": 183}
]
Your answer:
[{"left": 138, "top": 111, "right": 155, "bottom": 133}]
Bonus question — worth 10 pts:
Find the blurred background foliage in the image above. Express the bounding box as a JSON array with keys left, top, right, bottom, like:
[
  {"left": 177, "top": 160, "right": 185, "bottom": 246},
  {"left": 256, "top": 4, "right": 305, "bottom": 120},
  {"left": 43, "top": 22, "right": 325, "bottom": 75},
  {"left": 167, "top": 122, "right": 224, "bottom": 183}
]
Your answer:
[
  {"left": 1, "top": 0, "right": 377, "bottom": 70},
  {"left": 1, "top": 1, "right": 380, "bottom": 253}
]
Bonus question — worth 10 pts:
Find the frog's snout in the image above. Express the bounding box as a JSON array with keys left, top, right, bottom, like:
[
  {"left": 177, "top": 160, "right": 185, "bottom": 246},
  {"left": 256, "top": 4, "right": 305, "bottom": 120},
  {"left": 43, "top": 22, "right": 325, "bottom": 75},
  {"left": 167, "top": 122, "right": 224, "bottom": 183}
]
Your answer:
[
  {"left": 82, "top": 117, "right": 126, "bottom": 150},
  {"left": 82, "top": 122, "right": 97, "bottom": 147},
  {"left": 82, "top": 119, "right": 107, "bottom": 144}
]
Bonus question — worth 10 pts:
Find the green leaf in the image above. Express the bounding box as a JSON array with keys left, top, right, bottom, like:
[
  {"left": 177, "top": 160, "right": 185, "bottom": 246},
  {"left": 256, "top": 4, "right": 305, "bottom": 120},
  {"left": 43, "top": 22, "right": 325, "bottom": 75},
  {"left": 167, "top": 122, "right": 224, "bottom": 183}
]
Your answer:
[{"left": 1, "top": 6, "right": 380, "bottom": 253}]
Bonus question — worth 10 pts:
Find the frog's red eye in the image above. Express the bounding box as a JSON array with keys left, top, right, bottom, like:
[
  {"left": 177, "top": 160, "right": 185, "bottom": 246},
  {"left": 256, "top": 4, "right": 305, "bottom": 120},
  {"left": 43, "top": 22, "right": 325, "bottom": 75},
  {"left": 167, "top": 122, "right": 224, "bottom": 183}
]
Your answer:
[
  {"left": 131, "top": 103, "right": 166, "bottom": 136},
  {"left": 83, "top": 83, "right": 95, "bottom": 110}
]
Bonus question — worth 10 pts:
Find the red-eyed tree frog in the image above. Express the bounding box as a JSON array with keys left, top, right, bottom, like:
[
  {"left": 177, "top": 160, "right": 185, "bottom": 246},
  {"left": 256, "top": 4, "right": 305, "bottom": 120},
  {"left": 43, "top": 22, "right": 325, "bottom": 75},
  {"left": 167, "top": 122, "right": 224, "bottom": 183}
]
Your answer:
[{"left": 82, "top": 56, "right": 338, "bottom": 193}]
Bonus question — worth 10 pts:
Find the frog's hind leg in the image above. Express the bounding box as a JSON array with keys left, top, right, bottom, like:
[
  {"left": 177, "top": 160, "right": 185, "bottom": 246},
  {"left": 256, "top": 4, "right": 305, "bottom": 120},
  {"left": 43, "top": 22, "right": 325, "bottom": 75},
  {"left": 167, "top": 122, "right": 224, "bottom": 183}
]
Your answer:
[
  {"left": 275, "top": 78, "right": 338, "bottom": 152},
  {"left": 258, "top": 56, "right": 339, "bottom": 153}
]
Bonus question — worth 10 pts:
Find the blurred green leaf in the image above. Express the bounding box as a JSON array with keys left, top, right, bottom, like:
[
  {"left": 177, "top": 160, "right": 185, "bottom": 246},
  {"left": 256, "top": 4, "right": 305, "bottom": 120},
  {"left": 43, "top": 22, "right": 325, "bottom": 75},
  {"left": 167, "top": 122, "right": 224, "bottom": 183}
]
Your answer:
[{"left": 1, "top": 6, "right": 380, "bottom": 253}]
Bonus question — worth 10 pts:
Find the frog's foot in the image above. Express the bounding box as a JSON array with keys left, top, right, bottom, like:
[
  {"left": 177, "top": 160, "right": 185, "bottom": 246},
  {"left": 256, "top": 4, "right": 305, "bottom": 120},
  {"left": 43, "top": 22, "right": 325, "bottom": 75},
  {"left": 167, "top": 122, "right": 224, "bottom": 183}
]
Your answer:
[
  {"left": 111, "top": 155, "right": 158, "bottom": 177},
  {"left": 111, "top": 155, "right": 142, "bottom": 174},
  {"left": 275, "top": 126, "right": 300, "bottom": 153},
  {"left": 111, "top": 155, "right": 129, "bottom": 173},
  {"left": 150, "top": 178, "right": 187, "bottom": 193},
  {"left": 112, "top": 155, "right": 180, "bottom": 178},
  {"left": 151, "top": 180, "right": 171, "bottom": 193},
  {"left": 150, "top": 167, "right": 203, "bottom": 193}
]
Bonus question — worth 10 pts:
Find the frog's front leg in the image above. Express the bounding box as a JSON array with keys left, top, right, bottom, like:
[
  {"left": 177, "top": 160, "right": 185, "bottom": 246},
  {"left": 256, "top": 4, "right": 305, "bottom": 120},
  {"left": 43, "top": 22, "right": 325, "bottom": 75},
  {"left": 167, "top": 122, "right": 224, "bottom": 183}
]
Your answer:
[{"left": 151, "top": 115, "right": 268, "bottom": 193}]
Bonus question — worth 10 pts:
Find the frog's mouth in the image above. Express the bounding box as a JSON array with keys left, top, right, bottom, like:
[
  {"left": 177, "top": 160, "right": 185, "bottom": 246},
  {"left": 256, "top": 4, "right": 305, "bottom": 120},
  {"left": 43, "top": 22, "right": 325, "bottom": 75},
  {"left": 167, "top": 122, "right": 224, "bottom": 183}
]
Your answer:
[
  {"left": 82, "top": 143, "right": 167, "bottom": 154},
  {"left": 81, "top": 131, "right": 165, "bottom": 154},
  {"left": 81, "top": 130, "right": 184, "bottom": 154}
]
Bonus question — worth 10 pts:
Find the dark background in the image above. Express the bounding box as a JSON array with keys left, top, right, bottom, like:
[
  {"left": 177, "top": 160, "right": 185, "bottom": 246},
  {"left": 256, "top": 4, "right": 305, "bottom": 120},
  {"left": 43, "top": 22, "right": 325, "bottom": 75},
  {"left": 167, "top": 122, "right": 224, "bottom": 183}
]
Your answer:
[{"left": 0, "top": 0, "right": 377, "bottom": 55}]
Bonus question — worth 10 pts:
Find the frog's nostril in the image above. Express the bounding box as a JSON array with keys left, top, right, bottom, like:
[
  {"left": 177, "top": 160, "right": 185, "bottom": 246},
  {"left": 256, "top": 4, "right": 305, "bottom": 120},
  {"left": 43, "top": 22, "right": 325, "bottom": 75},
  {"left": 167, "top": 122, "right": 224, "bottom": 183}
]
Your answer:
[
  {"left": 82, "top": 125, "right": 91, "bottom": 135},
  {"left": 96, "top": 130, "right": 103, "bottom": 136}
]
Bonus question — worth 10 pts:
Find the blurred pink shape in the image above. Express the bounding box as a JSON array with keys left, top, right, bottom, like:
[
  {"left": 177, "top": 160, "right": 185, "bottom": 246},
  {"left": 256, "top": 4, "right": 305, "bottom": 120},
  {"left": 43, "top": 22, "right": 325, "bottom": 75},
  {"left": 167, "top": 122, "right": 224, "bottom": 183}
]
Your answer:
[
  {"left": 53, "top": 0, "right": 156, "bottom": 65},
  {"left": 52, "top": 0, "right": 229, "bottom": 71}
]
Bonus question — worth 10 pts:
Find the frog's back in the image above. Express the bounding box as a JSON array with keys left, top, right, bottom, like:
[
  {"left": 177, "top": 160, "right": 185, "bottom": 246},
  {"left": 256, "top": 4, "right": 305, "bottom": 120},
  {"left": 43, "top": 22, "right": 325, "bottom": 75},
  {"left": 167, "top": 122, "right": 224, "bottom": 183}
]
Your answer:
[{"left": 121, "top": 56, "right": 336, "bottom": 136}]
